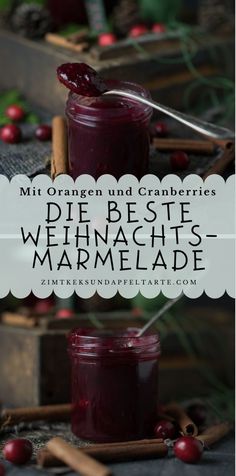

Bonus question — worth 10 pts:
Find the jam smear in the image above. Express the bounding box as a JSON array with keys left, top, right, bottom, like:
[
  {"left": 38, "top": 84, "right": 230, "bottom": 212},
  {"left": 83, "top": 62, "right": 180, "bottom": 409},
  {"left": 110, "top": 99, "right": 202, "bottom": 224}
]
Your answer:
[{"left": 57, "top": 62, "right": 108, "bottom": 97}]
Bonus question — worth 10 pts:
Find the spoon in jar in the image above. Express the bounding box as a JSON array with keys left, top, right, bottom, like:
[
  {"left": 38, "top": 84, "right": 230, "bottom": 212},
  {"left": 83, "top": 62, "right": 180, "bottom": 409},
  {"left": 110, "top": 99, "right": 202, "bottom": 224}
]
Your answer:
[
  {"left": 136, "top": 293, "right": 183, "bottom": 337},
  {"left": 57, "top": 62, "right": 234, "bottom": 140},
  {"left": 103, "top": 90, "right": 234, "bottom": 140}
]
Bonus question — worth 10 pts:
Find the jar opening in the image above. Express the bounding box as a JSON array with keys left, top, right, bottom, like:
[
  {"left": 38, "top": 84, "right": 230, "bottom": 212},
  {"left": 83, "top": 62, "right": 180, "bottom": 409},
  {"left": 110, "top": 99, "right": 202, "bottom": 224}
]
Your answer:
[
  {"left": 66, "top": 80, "right": 153, "bottom": 125},
  {"left": 68, "top": 327, "right": 160, "bottom": 358}
]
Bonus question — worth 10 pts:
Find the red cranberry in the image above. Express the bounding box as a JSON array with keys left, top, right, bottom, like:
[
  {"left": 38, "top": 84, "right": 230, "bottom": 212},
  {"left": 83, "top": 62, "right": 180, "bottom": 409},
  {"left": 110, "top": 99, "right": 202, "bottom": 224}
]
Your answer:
[
  {"left": 3, "top": 438, "right": 33, "bottom": 465},
  {"left": 154, "top": 420, "right": 177, "bottom": 439},
  {"left": 98, "top": 33, "right": 117, "bottom": 46},
  {"left": 0, "top": 463, "right": 5, "bottom": 476},
  {"left": 187, "top": 403, "right": 207, "bottom": 426},
  {"left": 55, "top": 308, "right": 74, "bottom": 319},
  {"left": 154, "top": 121, "right": 168, "bottom": 137},
  {"left": 57, "top": 63, "right": 108, "bottom": 97},
  {"left": 174, "top": 436, "right": 203, "bottom": 463},
  {"left": 152, "top": 23, "right": 166, "bottom": 34},
  {"left": 0, "top": 124, "right": 22, "bottom": 144},
  {"left": 170, "top": 151, "right": 190, "bottom": 171},
  {"left": 34, "top": 298, "right": 53, "bottom": 313},
  {"left": 35, "top": 124, "right": 52, "bottom": 141},
  {"left": 131, "top": 307, "right": 143, "bottom": 317},
  {"left": 5, "top": 104, "right": 25, "bottom": 122},
  {"left": 129, "top": 24, "right": 149, "bottom": 38}
]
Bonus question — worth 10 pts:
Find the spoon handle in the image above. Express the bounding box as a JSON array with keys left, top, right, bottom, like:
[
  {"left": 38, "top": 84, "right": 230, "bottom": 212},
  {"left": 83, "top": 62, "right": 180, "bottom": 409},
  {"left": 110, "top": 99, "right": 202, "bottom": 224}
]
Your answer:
[
  {"left": 137, "top": 294, "right": 183, "bottom": 337},
  {"left": 104, "top": 90, "right": 234, "bottom": 140}
]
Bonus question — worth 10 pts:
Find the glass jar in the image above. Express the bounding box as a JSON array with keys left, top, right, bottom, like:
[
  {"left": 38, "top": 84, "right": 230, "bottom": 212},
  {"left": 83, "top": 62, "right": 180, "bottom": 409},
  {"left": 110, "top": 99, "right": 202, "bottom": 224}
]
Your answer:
[
  {"left": 66, "top": 81, "right": 152, "bottom": 179},
  {"left": 68, "top": 328, "right": 160, "bottom": 442}
]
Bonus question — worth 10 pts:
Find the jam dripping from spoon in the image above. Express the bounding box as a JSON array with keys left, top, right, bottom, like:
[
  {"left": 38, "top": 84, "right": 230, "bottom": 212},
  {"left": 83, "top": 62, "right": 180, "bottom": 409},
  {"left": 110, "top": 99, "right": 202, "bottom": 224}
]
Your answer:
[{"left": 57, "top": 62, "right": 108, "bottom": 97}]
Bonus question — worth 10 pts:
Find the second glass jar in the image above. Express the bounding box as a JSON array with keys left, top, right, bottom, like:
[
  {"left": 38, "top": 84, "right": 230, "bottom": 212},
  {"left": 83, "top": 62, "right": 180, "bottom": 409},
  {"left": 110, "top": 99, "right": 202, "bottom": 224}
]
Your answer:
[{"left": 68, "top": 327, "right": 160, "bottom": 442}]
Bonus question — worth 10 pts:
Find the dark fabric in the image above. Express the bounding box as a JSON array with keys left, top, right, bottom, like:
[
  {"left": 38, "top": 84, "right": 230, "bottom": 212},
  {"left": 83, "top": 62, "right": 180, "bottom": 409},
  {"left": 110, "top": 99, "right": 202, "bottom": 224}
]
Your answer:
[
  {"left": 0, "top": 116, "right": 230, "bottom": 179},
  {"left": 0, "top": 124, "right": 51, "bottom": 178}
]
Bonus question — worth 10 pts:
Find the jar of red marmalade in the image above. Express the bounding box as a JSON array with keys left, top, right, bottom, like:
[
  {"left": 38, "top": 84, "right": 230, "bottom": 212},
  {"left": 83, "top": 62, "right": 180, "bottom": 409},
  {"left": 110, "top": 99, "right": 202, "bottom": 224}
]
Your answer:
[
  {"left": 66, "top": 80, "right": 152, "bottom": 179},
  {"left": 68, "top": 328, "right": 160, "bottom": 442}
]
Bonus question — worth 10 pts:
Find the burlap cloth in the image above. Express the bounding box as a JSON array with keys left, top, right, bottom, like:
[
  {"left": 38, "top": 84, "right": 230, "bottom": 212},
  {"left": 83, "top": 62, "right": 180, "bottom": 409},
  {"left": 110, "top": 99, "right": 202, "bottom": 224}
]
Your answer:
[{"left": 0, "top": 112, "right": 232, "bottom": 179}]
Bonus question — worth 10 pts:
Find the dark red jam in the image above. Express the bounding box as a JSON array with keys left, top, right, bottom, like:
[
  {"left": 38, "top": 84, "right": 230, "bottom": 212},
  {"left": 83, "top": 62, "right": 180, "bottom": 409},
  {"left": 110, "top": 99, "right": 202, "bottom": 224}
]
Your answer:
[
  {"left": 57, "top": 63, "right": 108, "bottom": 97},
  {"left": 66, "top": 80, "right": 152, "bottom": 179},
  {"left": 68, "top": 328, "right": 160, "bottom": 442}
]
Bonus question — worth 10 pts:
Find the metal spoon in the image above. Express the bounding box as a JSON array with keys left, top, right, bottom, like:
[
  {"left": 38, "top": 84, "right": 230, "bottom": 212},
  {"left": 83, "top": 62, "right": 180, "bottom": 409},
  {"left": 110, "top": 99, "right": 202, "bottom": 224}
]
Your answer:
[
  {"left": 103, "top": 90, "right": 234, "bottom": 140},
  {"left": 137, "top": 294, "right": 183, "bottom": 337}
]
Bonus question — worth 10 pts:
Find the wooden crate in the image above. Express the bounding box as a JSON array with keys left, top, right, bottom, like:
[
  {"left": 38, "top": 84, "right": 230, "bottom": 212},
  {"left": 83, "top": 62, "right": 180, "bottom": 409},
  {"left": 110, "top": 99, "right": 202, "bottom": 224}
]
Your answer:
[
  {"left": 0, "top": 28, "right": 233, "bottom": 113},
  {"left": 0, "top": 325, "right": 69, "bottom": 407}
]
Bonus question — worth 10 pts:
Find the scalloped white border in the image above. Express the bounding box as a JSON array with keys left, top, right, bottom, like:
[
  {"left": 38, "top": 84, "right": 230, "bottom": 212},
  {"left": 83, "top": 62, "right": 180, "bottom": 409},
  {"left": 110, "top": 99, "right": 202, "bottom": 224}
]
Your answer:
[{"left": 0, "top": 173, "right": 234, "bottom": 299}]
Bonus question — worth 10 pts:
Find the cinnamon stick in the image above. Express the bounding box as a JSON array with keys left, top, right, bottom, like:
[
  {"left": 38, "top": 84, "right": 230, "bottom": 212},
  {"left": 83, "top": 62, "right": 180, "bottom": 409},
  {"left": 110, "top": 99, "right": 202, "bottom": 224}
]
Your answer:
[
  {"left": 197, "top": 422, "right": 232, "bottom": 447},
  {"left": 1, "top": 312, "right": 38, "bottom": 328},
  {"left": 203, "top": 143, "right": 235, "bottom": 178},
  {"left": 1, "top": 404, "right": 72, "bottom": 427},
  {"left": 45, "top": 33, "right": 89, "bottom": 53},
  {"left": 46, "top": 437, "right": 111, "bottom": 476},
  {"left": 38, "top": 439, "right": 168, "bottom": 467},
  {"left": 80, "top": 441, "right": 168, "bottom": 462},
  {"left": 164, "top": 403, "right": 198, "bottom": 436},
  {"left": 153, "top": 138, "right": 215, "bottom": 154},
  {"left": 51, "top": 116, "right": 68, "bottom": 178},
  {"left": 91, "top": 438, "right": 163, "bottom": 447},
  {"left": 51, "top": 153, "right": 56, "bottom": 178},
  {"left": 67, "top": 29, "right": 89, "bottom": 44},
  {"left": 209, "top": 138, "right": 234, "bottom": 149}
]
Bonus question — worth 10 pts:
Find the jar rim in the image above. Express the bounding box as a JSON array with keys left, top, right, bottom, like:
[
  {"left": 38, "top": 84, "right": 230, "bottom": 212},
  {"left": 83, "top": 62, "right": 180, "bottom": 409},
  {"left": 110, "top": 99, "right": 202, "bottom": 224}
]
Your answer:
[
  {"left": 68, "top": 327, "right": 160, "bottom": 357},
  {"left": 66, "top": 80, "right": 152, "bottom": 124}
]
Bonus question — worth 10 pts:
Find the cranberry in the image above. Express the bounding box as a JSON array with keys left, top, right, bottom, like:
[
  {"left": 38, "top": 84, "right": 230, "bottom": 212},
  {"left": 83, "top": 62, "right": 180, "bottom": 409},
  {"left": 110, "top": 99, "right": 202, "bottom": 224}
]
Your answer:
[
  {"left": 35, "top": 124, "right": 52, "bottom": 141},
  {"left": 34, "top": 298, "right": 53, "bottom": 313},
  {"left": 170, "top": 151, "right": 190, "bottom": 171},
  {"left": 187, "top": 403, "right": 207, "bottom": 426},
  {"left": 129, "top": 24, "right": 149, "bottom": 38},
  {"left": 57, "top": 63, "right": 108, "bottom": 97},
  {"left": 154, "top": 121, "right": 168, "bottom": 137},
  {"left": 131, "top": 307, "right": 143, "bottom": 317},
  {"left": 98, "top": 33, "right": 117, "bottom": 46},
  {"left": 0, "top": 463, "right": 5, "bottom": 476},
  {"left": 174, "top": 436, "right": 203, "bottom": 463},
  {"left": 3, "top": 438, "right": 33, "bottom": 465},
  {"left": 55, "top": 308, "right": 74, "bottom": 319},
  {"left": 154, "top": 420, "right": 177, "bottom": 440},
  {"left": 152, "top": 23, "right": 166, "bottom": 34},
  {"left": 5, "top": 104, "right": 25, "bottom": 122},
  {"left": 0, "top": 124, "right": 22, "bottom": 144}
]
